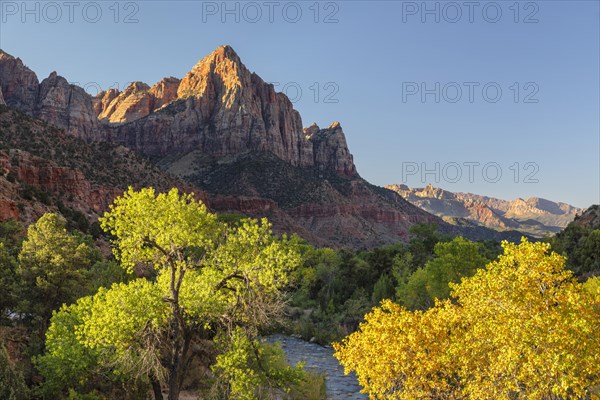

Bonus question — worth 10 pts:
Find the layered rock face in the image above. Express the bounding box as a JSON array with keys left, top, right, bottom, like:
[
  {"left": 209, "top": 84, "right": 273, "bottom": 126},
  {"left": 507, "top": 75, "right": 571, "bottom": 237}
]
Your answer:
[
  {"left": 108, "top": 46, "right": 355, "bottom": 175},
  {"left": 0, "top": 46, "right": 356, "bottom": 179},
  {"left": 0, "top": 50, "right": 39, "bottom": 113},
  {"left": 0, "top": 51, "right": 99, "bottom": 140},
  {"left": 0, "top": 105, "right": 203, "bottom": 225},
  {"left": 95, "top": 78, "right": 181, "bottom": 124},
  {"left": 305, "top": 122, "right": 357, "bottom": 177},
  {"left": 387, "top": 183, "right": 583, "bottom": 236},
  {"left": 0, "top": 150, "right": 123, "bottom": 215},
  {"left": 36, "top": 72, "right": 99, "bottom": 139},
  {"left": 0, "top": 46, "right": 356, "bottom": 176}
]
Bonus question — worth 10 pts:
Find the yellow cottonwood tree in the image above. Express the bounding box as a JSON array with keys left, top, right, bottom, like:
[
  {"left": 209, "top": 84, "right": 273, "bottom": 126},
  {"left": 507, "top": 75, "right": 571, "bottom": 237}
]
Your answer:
[{"left": 334, "top": 239, "right": 600, "bottom": 400}]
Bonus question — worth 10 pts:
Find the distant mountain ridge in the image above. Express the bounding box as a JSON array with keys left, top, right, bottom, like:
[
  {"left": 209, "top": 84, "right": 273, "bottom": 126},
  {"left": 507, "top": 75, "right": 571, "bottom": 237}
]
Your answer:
[{"left": 386, "top": 184, "right": 583, "bottom": 237}]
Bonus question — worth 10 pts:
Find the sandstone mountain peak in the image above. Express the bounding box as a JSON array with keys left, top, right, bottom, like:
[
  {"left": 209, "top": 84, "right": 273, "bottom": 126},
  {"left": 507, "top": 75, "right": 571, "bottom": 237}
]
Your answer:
[
  {"left": 126, "top": 81, "right": 151, "bottom": 92},
  {"left": 187, "top": 45, "right": 244, "bottom": 79},
  {"left": 0, "top": 47, "right": 358, "bottom": 178},
  {"left": 0, "top": 49, "right": 39, "bottom": 113},
  {"left": 0, "top": 49, "right": 16, "bottom": 60},
  {"left": 209, "top": 45, "right": 241, "bottom": 61},
  {"left": 177, "top": 45, "right": 247, "bottom": 100}
]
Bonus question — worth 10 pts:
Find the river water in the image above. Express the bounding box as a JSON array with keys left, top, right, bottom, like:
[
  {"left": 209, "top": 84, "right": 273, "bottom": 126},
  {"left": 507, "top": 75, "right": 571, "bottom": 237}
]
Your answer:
[{"left": 265, "top": 334, "right": 367, "bottom": 400}]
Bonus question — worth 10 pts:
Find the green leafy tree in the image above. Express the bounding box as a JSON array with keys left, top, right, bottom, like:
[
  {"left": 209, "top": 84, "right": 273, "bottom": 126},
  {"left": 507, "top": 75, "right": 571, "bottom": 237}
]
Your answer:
[
  {"left": 212, "top": 327, "right": 305, "bottom": 400},
  {"left": 424, "top": 237, "right": 489, "bottom": 300},
  {"left": 46, "top": 187, "right": 303, "bottom": 400},
  {"left": 396, "top": 237, "right": 489, "bottom": 310},
  {"left": 0, "top": 342, "right": 29, "bottom": 400},
  {"left": 391, "top": 251, "right": 415, "bottom": 287},
  {"left": 371, "top": 274, "right": 395, "bottom": 304},
  {"left": 17, "top": 213, "right": 98, "bottom": 331},
  {"left": 0, "top": 219, "right": 25, "bottom": 256},
  {"left": 551, "top": 222, "right": 600, "bottom": 277},
  {"left": 573, "top": 230, "right": 600, "bottom": 276},
  {"left": 407, "top": 223, "right": 442, "bottom": 267},
  {"left": 396, "top": 267, "right": 433, "bottom": 310},
  {"left": 0, "top": 243, "right": 19, "bottom": 323},
  {"left": 34, "top": 298, "right": 99, "bottom": 398}
]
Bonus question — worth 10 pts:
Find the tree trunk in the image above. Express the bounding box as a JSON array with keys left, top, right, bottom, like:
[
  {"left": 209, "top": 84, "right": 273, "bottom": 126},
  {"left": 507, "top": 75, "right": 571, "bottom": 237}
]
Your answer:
[
  {"left": 166, "top": 263, "right": 190, "bottom": 400},
  {"left": 167, "top": 314, "right": 182, "bottom": 400},
  {"left": 150, "top": 375, "right": 163, "bottom": 400},
  {"left": 168, "top": 359, "right": 180, "bottom": 400}
]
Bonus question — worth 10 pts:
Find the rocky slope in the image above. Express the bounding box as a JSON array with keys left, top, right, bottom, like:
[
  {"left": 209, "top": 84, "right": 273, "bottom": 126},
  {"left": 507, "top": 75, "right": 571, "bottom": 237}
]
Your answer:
[
  {"left": 0, "top": 105, "right": 200, "bottom": 226},
  {"left": 387, "top": 184, "right": 583, "bottom": 237},
  {"left": 0, "top": 46, "right": 521, "bottom": 247},
  {"left": 571, "top": 205, "right": 600, "bottom": 230}
]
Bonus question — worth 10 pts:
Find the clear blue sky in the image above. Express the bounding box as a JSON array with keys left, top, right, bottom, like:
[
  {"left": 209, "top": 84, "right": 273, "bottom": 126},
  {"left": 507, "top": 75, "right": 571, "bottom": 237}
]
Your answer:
[{"left": 1, "top": 0, "right": 598, "bottom": 207}]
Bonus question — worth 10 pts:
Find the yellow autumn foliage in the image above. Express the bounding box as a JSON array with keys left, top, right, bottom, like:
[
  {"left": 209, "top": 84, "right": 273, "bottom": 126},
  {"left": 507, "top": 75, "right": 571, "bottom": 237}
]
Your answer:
[{"left": 334, "top": 239, "right": 600, "bottom": 399}]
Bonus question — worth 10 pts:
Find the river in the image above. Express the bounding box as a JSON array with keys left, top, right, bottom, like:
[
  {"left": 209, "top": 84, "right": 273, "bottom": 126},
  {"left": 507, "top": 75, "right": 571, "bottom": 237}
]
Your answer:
[{"left": 265, "top": 334, "right": 367, "bottom": 400}]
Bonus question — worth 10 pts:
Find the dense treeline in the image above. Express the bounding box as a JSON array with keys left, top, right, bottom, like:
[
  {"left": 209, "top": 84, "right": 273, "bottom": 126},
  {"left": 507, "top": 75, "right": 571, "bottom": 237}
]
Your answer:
[
  {"left": 287, "top": 224, "right": 501, "bottom": 343},
  {"left": 548, "top": 214, "right": 600, "bottom": 278},
  {"left": 0, "top": 188, "right": 598, "bottom": 399}
]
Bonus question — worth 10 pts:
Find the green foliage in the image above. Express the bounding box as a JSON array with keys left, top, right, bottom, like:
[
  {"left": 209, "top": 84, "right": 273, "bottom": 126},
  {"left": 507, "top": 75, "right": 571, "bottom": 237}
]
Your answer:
[
  {"left": 422, "top": 237, "right": 490, "bottom": 300},
  {"left": 0, "top": 219, "right": 25, "bottom": 255},
  {"left": 212, "top": 327, "right": 305, "bottom": 400},
  {"left": 550, "top": 222, "right": 600, "bottom": 277},
  {"left": 35, "top": 298, "right": 99, "bottom": 399},
  {"left": 37, "top": 294, "right": 155, "bottom": 399},
  {"left": 0, "top": 342, "right": 29, "bottom": 400},
  {"left": 0, "top": 243, "right": 19, "bottom": 323},
  {"left": 289, "top": 371, "right": 326, "bottom": 400},
  {"left": 396, "top": 267, "right": 433, "bottom": 310},
  {"left": 391, "top": 251, "right": 415, "bottom": 286},
  {"left": 217, "top": 212, "right": 247, "bottom": 226},
  {"left": 371, "top": 274, "right": 395, "bottom": 303},
  {"left": 87, "top": 259, "right": 132, "bottom": 291},
  {"left": 56, "top": 202, "right": 91, "bottom": 233},
  {"left": 36, "top": 187, "right": 303, "bottom": 399},
  {"left": 17, "top": 213, "right": 98, "bottom": 327},
  {"left": 66, "top": 389, "right": 104, "bottom": 400},
  {"left": 99, "top": 187, "right": 221, "bottom": 274},
  {"left": 288, "top": 225, "right": 449, "bottom": 342},
  {"left": 76, "top": 279, "right": 166, "bottom": 381},
  {"left": 407, "top": 223, "right": 443, "bottom": 267},
  {"left": 396, "top": 237, "right": 490, "bottom": 310}
]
